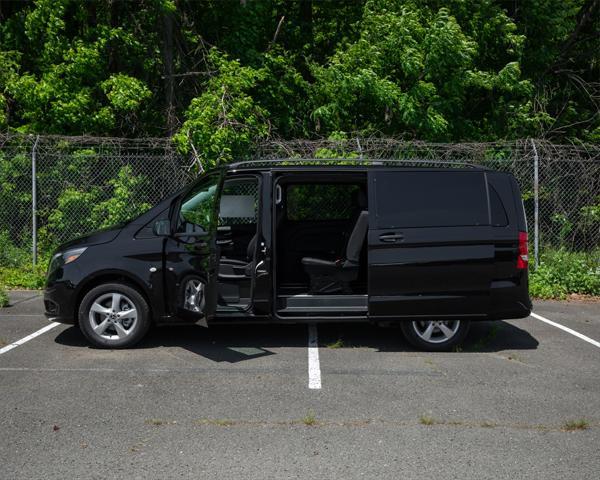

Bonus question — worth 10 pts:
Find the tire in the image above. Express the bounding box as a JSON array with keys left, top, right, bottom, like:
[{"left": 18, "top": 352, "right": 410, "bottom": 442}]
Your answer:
[
  {"left": 400, "top": 319, "right": 470, "bottom": 352},
  {"left": 78, "top": 283, "right": 151, "bottom": 349}
]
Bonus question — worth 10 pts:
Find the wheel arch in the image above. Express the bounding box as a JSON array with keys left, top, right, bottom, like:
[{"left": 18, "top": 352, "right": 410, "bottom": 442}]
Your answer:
[{"left": 74, "top": 271, "right": 155, "bottom": 324}]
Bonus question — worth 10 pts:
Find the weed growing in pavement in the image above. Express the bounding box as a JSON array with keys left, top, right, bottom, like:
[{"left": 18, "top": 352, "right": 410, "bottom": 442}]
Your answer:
[
  {"left": 419, "top": 415, "right": 436, "bottom": 426},
  {"left": 145, "top": 419, "right": 172, "bottom": 426},
  {"left": 563, "top": 419, "right": 589, "bottom": 431},
  {"left": 302, "top": 411, "right": 317, "bottom": 426},
  {"left": 211, "top": 419, "right": 235, "bottom": 427},
  {"left": 480, "top": 421, "right": 497, "bottom": 428},
  {"left": 325, "top": 338, "right": 344, "bottom": 349}
]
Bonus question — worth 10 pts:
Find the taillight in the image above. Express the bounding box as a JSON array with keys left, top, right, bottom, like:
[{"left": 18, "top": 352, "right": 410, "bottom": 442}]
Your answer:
[{"left": 517, "top": 231, "right": 528, "bottom": 269}]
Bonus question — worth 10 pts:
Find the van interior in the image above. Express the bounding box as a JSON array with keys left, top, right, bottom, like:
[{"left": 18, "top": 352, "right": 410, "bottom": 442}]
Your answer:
[
  {"left": 274, "top": 173, "right": 368, "bottom": 317},
  {"left": 215, "top": 173, "right": 369, "bottom": 317}
]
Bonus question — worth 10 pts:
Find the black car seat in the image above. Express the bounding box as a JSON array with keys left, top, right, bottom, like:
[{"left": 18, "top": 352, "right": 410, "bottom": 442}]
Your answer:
[
  {"left": 301, "top": 190, "right": 368, "bottom": 293},
  {"left": 219, "top": 233, "right": 257, "bottom": 280}
]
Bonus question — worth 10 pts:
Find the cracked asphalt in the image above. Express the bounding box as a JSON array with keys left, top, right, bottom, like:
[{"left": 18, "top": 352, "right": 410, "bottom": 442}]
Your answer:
[{"left": 1, "top": 291, "right": 599, "bottom": 479}]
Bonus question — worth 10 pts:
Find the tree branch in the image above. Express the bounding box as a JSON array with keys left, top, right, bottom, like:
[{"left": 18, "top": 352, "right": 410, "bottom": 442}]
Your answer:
[{"left": 269, "top": 16, "right": 285, "bottom": 49}]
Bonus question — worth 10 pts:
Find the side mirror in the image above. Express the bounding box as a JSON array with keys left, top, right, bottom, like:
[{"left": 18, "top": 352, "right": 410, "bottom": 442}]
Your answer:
[{"left": 153, "top": 219, "right": 171, "bottom": 236}]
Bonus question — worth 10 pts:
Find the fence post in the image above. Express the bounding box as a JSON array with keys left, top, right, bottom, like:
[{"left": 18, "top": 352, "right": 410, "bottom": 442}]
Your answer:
[
  {"left": 356, "top": 137, "right": 363, "bottom": 159},
  {"left": 530, "top": 138, "right": 540, "bottom": 269},
  {"left": 31, "top": 135, "right": 40, "bottom": 267}
]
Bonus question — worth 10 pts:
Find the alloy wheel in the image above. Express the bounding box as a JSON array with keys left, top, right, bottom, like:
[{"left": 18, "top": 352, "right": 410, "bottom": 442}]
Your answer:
[
  {"left": 412, "top": 320, "right": 461, "bottom": 344},
  {"left": 88, "top": 292, "right": 138, "bottom": 340},
  {"left": 183, "top": 279, "right": 205, "bottom": 313}
]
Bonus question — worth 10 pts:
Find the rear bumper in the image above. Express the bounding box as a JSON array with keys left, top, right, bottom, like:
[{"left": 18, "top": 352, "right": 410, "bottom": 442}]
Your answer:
[{"left": 488, "top": 279, "right": 531, "bottom": 320}]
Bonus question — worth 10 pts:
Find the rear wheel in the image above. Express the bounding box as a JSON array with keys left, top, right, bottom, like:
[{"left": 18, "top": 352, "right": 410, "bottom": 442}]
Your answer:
[
  {"left": 79, "top": 283, "right": 151, "bottom": 349},
  {"left": 400, "top": 319, "right": 470, "bottom": 351}
]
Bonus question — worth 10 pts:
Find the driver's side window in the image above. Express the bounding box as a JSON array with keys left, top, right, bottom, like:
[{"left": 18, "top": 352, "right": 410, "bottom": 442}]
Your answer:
[{"left": 178, "top": 175, "right": 220, "bottom": 234}]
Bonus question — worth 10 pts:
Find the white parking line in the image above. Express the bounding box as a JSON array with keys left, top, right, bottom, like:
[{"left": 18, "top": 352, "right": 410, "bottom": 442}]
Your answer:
[
  {"left": 531, "top": 312, "right": 600, "bottom": 349},
  {"left": 308, "top": 324, "right": 321, "bottom": 389},
  {"left": 0, "top": 322, "right": 60, "bottom": 355}
]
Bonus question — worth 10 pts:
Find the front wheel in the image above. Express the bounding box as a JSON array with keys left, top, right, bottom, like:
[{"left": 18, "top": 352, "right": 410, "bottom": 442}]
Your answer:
[
  {"left": 78, "top": 283, "right": 151, "bottom": 349},
  {"left": 400, "top": 319, "right": 470, "bottom": 352}
]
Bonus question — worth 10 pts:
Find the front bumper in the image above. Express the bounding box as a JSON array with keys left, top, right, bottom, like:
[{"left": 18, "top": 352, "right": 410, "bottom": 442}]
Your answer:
[{"left": 44, "top": 282, "right": 77, "bottom": 324}]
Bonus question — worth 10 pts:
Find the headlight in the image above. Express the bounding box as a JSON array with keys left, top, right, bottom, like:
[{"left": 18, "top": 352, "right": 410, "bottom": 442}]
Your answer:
[{"left": 48, "top": 247, "right": 87, "bottom": 273}]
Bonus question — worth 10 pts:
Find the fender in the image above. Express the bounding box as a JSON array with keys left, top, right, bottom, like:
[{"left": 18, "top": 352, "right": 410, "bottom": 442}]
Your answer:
[{"left": 74, "top": 268, "right": 160, "bottom": 321}]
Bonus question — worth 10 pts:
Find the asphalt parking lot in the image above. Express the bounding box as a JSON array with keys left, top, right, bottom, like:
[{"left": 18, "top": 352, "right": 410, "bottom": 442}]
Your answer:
[{"left": 1, "top": 291, "right": 599, "bottom": 479}]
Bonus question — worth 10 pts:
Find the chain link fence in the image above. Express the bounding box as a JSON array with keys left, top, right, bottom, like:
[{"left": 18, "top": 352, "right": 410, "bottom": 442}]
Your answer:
[
  {"left": 257, "top": 138, "right": 600, "bottom": 262},
  {"left": 1, "top": 134, "right": 598, "bottom": 267},
  {"left": 1, "top": 134, "right": 192, "bottom": 266}
]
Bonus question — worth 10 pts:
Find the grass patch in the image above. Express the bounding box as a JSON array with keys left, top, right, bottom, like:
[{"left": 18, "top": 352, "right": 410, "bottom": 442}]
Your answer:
[
  {"left": 325, "top": 338, "right": 345, "bottom": 349},
  {"left": 563, "top": 419, "right": 589, "bottom": 431},
  {"left": 530, "top": 249, "right": 600, "bottom": 299},
  {"left": 0, "top": 266, "right": 47, "bottom": 290},
  {"left": 0, "top": 286, "right": 8, "bottom": 307},
  {"left": 419, "top": 414, "right": 436, "bottom": 426},
  {"left": 301, "top": 411, "right": 317, "bottom": 426}
]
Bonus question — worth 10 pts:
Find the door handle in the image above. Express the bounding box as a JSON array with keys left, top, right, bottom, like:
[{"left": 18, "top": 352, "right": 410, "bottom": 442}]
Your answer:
[
  {"left": 255, "top": 259, "right": 266, "bottom": 274},
  {"left": 379, "top": 233, "right": 404, "bottom": 243}
]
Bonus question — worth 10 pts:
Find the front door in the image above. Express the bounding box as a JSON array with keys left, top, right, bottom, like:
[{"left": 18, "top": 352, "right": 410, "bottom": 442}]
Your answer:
[
  {"left": 164, "top": 172, "right": 222, "bottom": 326},
  {"left": 215, "top": 172, "right": 272, "bottom": 316}
]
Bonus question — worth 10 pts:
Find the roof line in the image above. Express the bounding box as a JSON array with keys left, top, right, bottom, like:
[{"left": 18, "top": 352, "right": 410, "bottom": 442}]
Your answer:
[{"left": 227, "top": 158, "right": 489, "bottom": 170}]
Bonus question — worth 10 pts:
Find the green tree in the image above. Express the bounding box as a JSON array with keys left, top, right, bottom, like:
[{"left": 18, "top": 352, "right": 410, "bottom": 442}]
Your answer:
[{"left": 0, "top": 0, "right": 596, "bottom": 143}]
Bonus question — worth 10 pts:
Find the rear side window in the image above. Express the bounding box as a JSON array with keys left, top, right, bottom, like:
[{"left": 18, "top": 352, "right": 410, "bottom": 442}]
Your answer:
[
  {"left": 287, "top": 184, "right": 359, "bottom": 221},
  {"left": 489, "top": 185, "right": 508, "bottom": 226},
  {"left": 372, "top": 171, "right": 488, "bottom": 228}
]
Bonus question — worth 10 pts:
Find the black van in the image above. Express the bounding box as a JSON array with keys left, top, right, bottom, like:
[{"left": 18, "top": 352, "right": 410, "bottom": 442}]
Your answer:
[{"left": 44, "top": 160, "right": 531, "bottom": 351}]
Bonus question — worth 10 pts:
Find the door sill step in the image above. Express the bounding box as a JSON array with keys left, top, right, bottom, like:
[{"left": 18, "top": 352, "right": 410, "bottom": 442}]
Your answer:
[{"left": 277, "top": 294, "right": 367, "bottom": 314}]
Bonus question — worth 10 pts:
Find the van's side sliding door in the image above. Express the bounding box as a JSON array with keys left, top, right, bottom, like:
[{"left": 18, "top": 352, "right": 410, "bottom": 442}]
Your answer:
[{"left": 367, "top": 169, "right": 494, "bottom": 319}]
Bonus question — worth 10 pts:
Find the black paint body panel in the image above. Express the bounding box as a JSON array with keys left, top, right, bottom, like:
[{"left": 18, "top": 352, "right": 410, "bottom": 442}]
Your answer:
[{"left": 44, "top": 164, "right": 531, "bottom": 326}]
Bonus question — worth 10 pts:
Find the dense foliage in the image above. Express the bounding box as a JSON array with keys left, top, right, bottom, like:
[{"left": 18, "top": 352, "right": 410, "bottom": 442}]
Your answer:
[
  {"left": 1, "top": 0, "right": 598, "bottom": 165},
  {"left": 0, "top": 284, "right": 8, "bottom": 307},
  {"left": 529, "top": 249, "right": 600, "bottom": 298}
]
